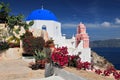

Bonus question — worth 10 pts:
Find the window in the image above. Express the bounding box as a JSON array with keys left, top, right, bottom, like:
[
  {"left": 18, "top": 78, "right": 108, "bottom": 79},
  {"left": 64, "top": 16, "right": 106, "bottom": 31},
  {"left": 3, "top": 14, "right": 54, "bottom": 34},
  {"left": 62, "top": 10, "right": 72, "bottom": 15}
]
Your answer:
[
  {"left": 42, "top": 25, "right": 47, "bottom": 30},
  {"left": 56, "top": 26, "right": 58, "bottom": 29}
]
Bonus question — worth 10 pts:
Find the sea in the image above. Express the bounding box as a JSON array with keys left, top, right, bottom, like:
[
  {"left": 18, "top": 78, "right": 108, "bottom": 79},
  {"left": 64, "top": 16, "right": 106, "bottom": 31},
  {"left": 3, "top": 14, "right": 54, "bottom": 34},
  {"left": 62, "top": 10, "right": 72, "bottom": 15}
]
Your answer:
[{"left": 91, "top": 47, "right": 120, "bottom": 70}]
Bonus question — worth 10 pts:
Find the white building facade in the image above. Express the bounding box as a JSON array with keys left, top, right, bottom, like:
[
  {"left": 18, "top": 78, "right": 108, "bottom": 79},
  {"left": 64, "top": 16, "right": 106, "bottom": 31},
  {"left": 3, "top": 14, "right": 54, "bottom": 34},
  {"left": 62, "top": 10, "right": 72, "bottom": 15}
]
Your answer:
[{"left": 26, "top": 8, "right": 91, "bottom": 62}]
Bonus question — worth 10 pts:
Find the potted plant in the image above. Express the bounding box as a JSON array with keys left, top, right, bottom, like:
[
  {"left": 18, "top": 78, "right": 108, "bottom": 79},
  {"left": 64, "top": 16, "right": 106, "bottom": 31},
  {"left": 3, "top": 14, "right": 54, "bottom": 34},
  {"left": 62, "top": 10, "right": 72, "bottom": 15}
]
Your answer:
[{"left": 34, "top": 50, "right": 46, "bottom": 68}]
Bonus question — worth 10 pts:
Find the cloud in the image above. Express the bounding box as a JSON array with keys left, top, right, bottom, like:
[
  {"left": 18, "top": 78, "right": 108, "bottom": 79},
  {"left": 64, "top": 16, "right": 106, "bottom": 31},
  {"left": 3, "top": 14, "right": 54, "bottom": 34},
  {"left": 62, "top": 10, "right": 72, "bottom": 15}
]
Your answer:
[
  {"left": 62, "top": 22, "right": 100, "bottom": 28},
  {"left": 62, "top": 19, "right": 120, "bottom": 28},
  {"left": 115, "top": 18, "right": 120, "bottom": 24},
  {"left": 62, "top": 23, "right": 77, "bottom": 28},
  {"left": 62, "top": 22, "right": 108, "bottom": 28},
  {"left": 101, "top": 21, "right": 111, "bottom": 27},
  {"left": 85, "top": 23, "right": 100, "bottom": 28}
]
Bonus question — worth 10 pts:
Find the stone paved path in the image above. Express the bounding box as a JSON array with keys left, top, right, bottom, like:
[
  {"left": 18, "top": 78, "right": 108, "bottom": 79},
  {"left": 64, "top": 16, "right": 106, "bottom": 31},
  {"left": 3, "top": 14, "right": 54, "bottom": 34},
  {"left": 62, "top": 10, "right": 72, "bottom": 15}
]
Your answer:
[
  {"left": 31, "top": 76, "right": 65, "bottom": 80},
  {"left": 0, "top": 59, "right": 44, "bottom": 80},
  {"left": 0, "top": 59, "right": 87, "bottom": 80}
]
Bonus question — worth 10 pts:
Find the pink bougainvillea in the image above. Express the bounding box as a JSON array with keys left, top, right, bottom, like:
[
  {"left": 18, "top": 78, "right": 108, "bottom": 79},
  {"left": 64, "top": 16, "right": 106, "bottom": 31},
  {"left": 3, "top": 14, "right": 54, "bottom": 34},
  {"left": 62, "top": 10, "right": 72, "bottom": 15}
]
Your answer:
[
  {"left": 94, "top": 66, "right": 120, "bottom": 80},
  {"left": 51, "top": 47, "right": 69, "bottom": 67},
  {"left": 95, "top": 69, "right": 102, "bottom": 75},
  {"left": 76, "top": 59, "right": 91, "bottom": 70}
]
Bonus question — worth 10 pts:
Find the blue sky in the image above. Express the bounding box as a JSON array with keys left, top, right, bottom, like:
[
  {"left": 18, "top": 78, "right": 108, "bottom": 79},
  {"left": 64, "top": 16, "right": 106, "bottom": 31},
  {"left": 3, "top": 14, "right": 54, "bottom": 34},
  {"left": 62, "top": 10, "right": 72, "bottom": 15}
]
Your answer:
[{"left": 1, "top": 0, "right": 120, "bottom": 41}]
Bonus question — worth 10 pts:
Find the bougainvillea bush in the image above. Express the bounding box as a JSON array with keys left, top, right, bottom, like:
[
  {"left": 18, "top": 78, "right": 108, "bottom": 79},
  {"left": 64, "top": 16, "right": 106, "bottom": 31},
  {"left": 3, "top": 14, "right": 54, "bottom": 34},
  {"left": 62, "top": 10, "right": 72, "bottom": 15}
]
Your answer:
[
  {"left": 95, "top": 69, "right": 102, "bottom": 75},
  {"left": 68, "top": 55, "right": 79, "bottom": 67},
  {"left": 94, "top": 65, "right": 120, "bottom": 80},
  {"left": 51, "top": 47, "right": 69, "bottom": 67},
  {"left": 76, "top": 59, "right": 91, "bottom": 70},
  {"left": 51, "top": 46, "right": 91, "bottom": 69}
]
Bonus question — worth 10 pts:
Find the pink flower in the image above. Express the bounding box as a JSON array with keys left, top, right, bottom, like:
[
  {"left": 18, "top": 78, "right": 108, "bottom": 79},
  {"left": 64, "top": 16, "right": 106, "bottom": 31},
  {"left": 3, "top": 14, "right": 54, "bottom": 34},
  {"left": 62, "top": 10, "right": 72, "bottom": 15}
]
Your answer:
[{"left": 51, "top": 47, "right": 68, "bottom": 67}]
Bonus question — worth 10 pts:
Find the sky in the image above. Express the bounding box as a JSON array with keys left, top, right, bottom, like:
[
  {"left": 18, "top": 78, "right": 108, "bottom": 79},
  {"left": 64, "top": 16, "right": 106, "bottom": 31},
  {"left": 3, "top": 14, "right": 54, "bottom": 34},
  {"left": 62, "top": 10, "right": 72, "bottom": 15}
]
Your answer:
[{"left": 1, "top": 0, "right": 120, "bottom": 41}]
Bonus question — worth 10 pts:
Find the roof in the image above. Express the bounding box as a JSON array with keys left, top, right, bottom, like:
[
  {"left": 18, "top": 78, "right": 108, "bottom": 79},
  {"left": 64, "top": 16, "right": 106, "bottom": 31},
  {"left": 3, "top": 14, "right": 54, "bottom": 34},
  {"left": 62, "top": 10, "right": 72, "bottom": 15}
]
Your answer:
[{"left": 26, "top": 9, "right": 57, "bottom": 21}]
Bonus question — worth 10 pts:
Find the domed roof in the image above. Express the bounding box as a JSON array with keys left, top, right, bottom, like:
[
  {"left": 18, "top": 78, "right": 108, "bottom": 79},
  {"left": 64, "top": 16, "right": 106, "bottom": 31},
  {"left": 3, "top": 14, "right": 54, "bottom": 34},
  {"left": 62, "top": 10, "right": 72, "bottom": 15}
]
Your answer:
[{"left": 26, "top": 9, "right": 57, "bottom": 21}]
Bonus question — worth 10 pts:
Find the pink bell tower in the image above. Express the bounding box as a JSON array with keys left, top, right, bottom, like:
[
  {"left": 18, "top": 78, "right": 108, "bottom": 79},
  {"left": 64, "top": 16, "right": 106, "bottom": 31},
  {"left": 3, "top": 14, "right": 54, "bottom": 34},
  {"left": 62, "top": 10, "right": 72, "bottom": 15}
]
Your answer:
[{"left": 75, "top": 23, "right": 89, "bottom": 48}]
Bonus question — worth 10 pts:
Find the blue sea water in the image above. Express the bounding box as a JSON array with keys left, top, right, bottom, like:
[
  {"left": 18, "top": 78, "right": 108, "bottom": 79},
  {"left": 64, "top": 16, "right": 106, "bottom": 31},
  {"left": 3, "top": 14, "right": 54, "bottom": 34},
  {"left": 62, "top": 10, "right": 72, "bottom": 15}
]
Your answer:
[{"left": 91, "top": 47, "right": 120, "bottom": 70}]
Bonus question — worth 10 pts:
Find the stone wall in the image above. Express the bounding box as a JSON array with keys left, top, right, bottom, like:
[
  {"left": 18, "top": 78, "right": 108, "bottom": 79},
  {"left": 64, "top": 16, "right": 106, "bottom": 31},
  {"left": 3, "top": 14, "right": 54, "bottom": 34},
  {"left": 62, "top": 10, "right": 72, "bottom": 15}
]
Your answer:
[{"left": 0, "top": 48, "right": 23, "bottom": 60}]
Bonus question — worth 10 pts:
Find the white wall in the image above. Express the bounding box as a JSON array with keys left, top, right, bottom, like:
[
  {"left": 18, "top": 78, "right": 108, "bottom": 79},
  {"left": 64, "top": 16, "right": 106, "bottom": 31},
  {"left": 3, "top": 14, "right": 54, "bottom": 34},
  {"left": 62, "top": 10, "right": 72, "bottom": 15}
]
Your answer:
[
  {"left": 70, "top": 40, "right": 91, "bottom": 62},
  {"left": 80, "top": 48, "right": 91, "bottom": 62},
  {"left": 27, "top": 20, "right": 61, "bottom": 39}
]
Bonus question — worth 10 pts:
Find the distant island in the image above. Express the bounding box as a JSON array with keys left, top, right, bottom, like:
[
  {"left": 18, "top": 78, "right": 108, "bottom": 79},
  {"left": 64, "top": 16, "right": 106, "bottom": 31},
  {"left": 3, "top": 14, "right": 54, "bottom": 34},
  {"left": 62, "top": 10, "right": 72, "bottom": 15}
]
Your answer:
[{"left": 90, "top": 39, "right": 120, "bottom": 48}]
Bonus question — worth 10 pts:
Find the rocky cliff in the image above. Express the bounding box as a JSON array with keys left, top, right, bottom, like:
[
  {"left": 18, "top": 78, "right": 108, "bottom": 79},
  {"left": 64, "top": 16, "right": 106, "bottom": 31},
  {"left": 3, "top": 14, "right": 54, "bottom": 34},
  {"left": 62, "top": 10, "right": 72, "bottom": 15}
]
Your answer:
[{"left": 91, "top": 51, "right": 114, "bottom": 69}]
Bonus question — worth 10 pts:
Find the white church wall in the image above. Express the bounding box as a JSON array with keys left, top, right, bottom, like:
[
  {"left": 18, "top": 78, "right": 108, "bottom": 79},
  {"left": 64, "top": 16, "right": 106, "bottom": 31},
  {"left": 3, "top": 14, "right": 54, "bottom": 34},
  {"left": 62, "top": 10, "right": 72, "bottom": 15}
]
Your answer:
[
  {"left": 27, "top": 20, "right": 61, "bottom": 39},
  {"left": 69, "top": 40, "right": 91, "bottom": 63},
  {"left": 70, "top": 40, "right": 83, "bottom": 55},
  {"left": 52, "top": 22, "right": 61, "bottom": 39},
  {"left": 54, "top": 36, "right": 66, "bottom": 47},
  {"left": 80, "top": 48, "right": 91, "bottom": 63},
  {"left": 65, "top": 39, "right": 76, "bottom": 48}
]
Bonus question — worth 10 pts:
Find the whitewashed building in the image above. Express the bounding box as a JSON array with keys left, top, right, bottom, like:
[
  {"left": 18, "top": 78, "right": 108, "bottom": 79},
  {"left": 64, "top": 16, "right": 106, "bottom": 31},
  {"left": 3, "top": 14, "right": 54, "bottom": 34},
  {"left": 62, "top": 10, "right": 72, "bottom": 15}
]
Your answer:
[{"left": 26, "top": 8, "right": 91, "bottom": 62}]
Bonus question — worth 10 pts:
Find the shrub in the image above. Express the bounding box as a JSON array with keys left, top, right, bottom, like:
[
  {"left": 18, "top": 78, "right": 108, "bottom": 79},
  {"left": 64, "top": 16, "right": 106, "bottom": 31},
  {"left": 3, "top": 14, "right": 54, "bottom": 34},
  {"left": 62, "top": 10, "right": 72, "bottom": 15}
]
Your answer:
[
  {"left": 34, "top": 50, "right": 46, "bottom": 61},
  {"left": 68, "top": 55, "right": 79, "bottom": 67},
  {"left": 9, "top": 42, "right": 20, "bottom": 48},
  {"left": 31, "top": 37, "right": 45, "bottom": 51},
  {"left": 7, "top": 36, "right": 20, "bottom": 48},
  {"left": 44, "top": 39, "right": 54, "bottom": 47},
  {"left": 95, "top": 69, "right": 102, "bottom": 75},
  {"left": 103, "top": 66, "right": 116, "bottom": 76},
  {"left": 94, "top": 66, "right": 120, "bottom": 80},
  {"left": 113, "top": 71, "right": 120, "bottom": 80},
  {"left": 0, "top": 42, "right": 9, "bottom": 51},
  {"left": 82, "top": 61, "right": 91, "bottom": 70},
  {"left": 76, "top": 59, "right": 83, "bottom": 70},
  {"left": 76, "top": 59, "right": 91, "bottom": 70},
  {"left": 22, "top": 31, "right": 45, "bottom": 56},
  {"left": 22, "top": 36, "right": 34, "bottom": 55}
]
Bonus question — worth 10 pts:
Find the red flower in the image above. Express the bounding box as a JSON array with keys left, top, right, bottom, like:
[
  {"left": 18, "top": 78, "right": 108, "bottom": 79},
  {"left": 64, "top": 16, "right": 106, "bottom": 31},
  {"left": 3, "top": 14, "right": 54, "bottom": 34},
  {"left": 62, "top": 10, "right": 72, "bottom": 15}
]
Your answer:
[
  {"left": 51, "top": 47, "right": 68, "bottom": 67},
  {"left": 95, "top": 69, "right": 102, "bottom": 75}
]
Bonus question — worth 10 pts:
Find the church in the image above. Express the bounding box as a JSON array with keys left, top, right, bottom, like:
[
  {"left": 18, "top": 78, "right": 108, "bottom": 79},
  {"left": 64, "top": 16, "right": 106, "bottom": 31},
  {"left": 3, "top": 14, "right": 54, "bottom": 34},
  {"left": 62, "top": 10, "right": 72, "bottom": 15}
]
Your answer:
[{"left": 26, "top": 8, "right": 91, "bottom": 62}]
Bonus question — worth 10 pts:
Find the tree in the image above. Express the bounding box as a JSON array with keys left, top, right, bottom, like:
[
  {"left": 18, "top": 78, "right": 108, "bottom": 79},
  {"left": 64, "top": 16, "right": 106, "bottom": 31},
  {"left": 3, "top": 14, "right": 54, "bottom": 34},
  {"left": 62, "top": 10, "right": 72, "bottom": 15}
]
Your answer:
[
  {"left": 7, "top": 14, "right": 24, "bottom": 35},
  {"left": 0, "top": 2, "right": 10, "bottom": 41},
  {"left": 0, "top": 2, "right": 34, "bottom": 47},
  {"left": 6, "top": 14, "right": 34, "bottom": 45},
  {"left": 0, "top": 2, "right": 10, "bottom": 23}
]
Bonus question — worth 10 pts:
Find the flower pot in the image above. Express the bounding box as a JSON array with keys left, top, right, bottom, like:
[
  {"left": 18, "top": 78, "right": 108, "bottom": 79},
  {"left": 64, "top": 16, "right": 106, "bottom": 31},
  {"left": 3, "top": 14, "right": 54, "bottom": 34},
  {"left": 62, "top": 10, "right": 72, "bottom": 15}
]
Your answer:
[{"left": 36, "top": 59, "right": 46, "bottom": 68}]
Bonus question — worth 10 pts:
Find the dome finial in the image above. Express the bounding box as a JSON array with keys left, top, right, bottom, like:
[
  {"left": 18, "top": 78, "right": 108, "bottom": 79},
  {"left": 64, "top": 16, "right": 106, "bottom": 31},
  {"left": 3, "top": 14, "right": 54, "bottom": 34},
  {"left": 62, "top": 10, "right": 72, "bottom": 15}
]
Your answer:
[
  {"left": 41, "top": 5, "right": 44, "bottom": 10},
  {"left": 41, "top": 0, "right": 44, "bottom": 10}
]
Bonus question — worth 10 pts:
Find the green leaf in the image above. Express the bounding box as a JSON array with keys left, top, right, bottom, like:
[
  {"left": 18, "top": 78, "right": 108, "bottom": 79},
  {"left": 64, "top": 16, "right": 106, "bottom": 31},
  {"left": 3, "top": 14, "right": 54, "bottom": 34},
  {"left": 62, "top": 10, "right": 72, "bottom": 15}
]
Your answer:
[
  {"left": 34, "top": 50, "right": 46, "bottom": 60},
  {"left": 0, "top": 4, "right": 3, "bottom": 10},
  {"left": 29, "top": 21, "right": 34, "bottom": 26}
]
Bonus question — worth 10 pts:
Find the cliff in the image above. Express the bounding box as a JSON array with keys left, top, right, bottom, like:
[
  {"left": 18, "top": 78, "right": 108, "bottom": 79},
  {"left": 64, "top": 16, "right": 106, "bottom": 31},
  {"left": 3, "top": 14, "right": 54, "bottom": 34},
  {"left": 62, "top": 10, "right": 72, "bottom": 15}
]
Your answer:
[{"left": 91, "top": 51, "right": 114, "bottom": 69}]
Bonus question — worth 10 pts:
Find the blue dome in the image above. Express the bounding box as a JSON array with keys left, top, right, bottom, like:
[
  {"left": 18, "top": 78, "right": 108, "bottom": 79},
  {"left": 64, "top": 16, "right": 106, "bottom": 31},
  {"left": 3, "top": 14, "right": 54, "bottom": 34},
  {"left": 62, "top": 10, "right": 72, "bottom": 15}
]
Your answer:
[{"left": 26, "top": 9, "right": 57, "bottom": 21}]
